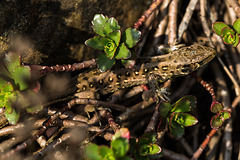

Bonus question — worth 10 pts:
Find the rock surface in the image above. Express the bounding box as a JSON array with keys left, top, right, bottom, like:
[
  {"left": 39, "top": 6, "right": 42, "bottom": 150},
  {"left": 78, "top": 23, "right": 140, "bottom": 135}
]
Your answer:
[{"left": 0, "top": 0, "right": 148, "bottom": 65}]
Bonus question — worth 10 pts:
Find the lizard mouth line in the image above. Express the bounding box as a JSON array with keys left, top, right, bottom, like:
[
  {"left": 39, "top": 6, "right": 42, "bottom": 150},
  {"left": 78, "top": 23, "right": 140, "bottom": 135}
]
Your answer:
[{"left": 198, "top": 52, "right": 216, "bottom": 67}]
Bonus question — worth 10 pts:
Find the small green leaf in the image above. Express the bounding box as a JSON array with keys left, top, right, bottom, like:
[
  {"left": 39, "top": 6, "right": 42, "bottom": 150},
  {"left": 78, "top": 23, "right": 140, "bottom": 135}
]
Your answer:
[
  {"left": 232, "top": 34, "right": 240, "bottom": 47},
  {"left": 134, "top": 150, "right": 149, "bottom": 160},
  {"left": 99, "top": 146, "right": 115, "bottom": 160},
  {"left": 4, "top": 109, "right": 19, "bottom": 125},
  {"left": 115, "top": 43, "right": 131, "bottom": 59},
  {"left": 121, "top": 49, "right": 136, "bottom": 68},
  {"left": 212, "top": 22, "right": 230, "bottom": 36},
  {"left": 220, "top": 110, "right": 231, "bottom": 119},
  {"left": 139, "top": 144, "right": 161, "bottom": 156},
  {"left": 210, "top": 110, "right": 231, "bottom": 129},
  {"left": 4, "top": 94, "right": 20, "bottom": 125},
  {"left": 4, "top": 52, "right": 21, "bottom": 76},
  {"left": 169, "top": 120, "right": 185, "bottom": 139},
  {"left": 103, "top": 17, "right": 121, "bottom": 35},
  {"left": 139, "top": 132, "right": 157, "bottom": 145},
  {"left": 210, "top": 101, "right": 223, "bottom": 113},
  {"left": 159, "top": 102, "right": 172, "bottom": 117},
  {"left": 84, "top": 143, "right": 102, "bottom": 160},
  {"left": 233, "top": 18, "right": 240, "bottom": 34},
  {"left": 0, "top": 77, "right": 7, "bottom": 88},
  {"left": 210, "top": 114, "right": 223, "bottom": 129},
  {"left": 97, "top": 54, "right": 116, "bottom": 72},
  {"left": 92, "top": 14, "right": 109, "bottom": 37},
  {"left": 111, "top": 137, "right": 129, "bottom": 158},
  {"left": 0, "top": 62, "right": 12, "bottom": 78},
  {"left": 101, "top": 38, "right": 117, "bottom": 58},
  {"left": 122, "top": 28, "right": 141, "bottom": 48},
  {"left": 221, "top": 27, "right": 236, "bottom": 44},
  {"left": 85, "top": 36, "right": 104, "bottom": 50},
  {"left": 176, "top": 113, "right": 198, "bottom": 127},
  {"left": 1, "top": 82, "right": 14, "bottom": 92},
  {"left": 171, "top": 96, "right": 196, "bottom": 113},
  {"left": 0, "top": 94, "right": 5, "bottom": 106},
  {"left": 13, "top": 66, "right": 31, "bottom": 90},
  {"left": 106, "top": 30, "right": 121, "bottom": 47}
]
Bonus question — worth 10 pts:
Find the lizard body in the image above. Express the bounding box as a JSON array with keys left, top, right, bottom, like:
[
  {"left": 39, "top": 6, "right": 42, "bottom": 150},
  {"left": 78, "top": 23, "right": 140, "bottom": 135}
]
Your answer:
[{"left": 77, "top": 44, "right": 216, "bottom": 95}]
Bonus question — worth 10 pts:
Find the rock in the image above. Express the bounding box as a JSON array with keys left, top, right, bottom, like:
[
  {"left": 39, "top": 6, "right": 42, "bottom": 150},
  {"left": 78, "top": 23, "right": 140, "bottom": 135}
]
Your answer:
[{"left": 0, "top": 0, "right": 148, "bottom": 65}]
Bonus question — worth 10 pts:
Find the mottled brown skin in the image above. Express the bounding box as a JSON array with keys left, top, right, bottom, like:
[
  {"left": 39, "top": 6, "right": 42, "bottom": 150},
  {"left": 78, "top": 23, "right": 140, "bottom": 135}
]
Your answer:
[{"left": 77, "top": 44, "right": 216, "bottom": 95}]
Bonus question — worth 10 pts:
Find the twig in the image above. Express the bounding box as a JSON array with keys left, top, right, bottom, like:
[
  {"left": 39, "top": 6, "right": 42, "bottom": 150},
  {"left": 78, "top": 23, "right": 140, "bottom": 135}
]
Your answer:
[
  {"left": 145, "top": 102, "right": 160, "bottom": 133},
  {"left": 145, "top": 0, "right": 170, "bottom": 56},
  {"left": 0, "top": 137, "right": 24, "bottom": 153},
  {"left": 34, "top": 133, "right": 71, "bottom": 158},
  {"left": 191, "top": 89, "right": 237, "bottom": 159},
  {"left": 178, "top": 0, "right": 199, "bottom": 41},
  {"left": 211, "top": 61, "right": 232, "bottom": 160},
  {"left": 163, "top": 148, "right": 189, "bottom": 160},
  {"left": 134, "top": 0, "right": 163, "bottom": 29},
  {"left": 180, "top": 138, "right": 194, "bottom": 156},
  {"left": 216, "top": 55, "right": 240, "bottom": 96},
  {"left": 81, "top": 125, "right": 111, "bottom": 145},
  {"left": 69, "top": 97, "right": 127, "bottom": 111},
  {"left": 168, "top": 0, "right": 178, "bottom": 45},
  {"left": 31, "top": 58, "right": 96, "bottom": 74},
  {"left": 199, "top": 0, "right": 211, "bottom": 38},
  {"left": 225, "top": 0, "right": 240, "bottom": 18},
  {"left": 124, "top": 86, "right": 144, "bottom": 100},
  {"left": 117, "top": 99, "right": 154, "bottom": 123},
  {"left": 191, "top": 129, "right": 217, "bottom": 160},
  {"left": 101, "top": 111, "right": 120, "bottom": 132},
  {"left": 197, "top": 77, "right": 216, "bottom": 101},
  {"left": 0, "top": 123, "right": 24, "bottom": 137}
]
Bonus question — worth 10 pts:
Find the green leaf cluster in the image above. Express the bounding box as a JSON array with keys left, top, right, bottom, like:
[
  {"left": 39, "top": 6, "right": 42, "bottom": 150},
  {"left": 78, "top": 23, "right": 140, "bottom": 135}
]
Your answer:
[
  {"left": 129, "top": 132, "right": 162, "bottom": 160},
  {"left": 210, "top": 101, "right": 231, "bottom": 129},
  {"left": 0, "top": 52, "right": 37, "bottom": 124},
  {"left": 212, "top": 18, "right": 240, "bottom": 47},
  {"left": 159, "top": 96, "right": 198, "bottom": 139},
  {"left": 84, "top": 128, "right": 132, "bottom": 160},
  {"left": 85, "top": 14, "right": 141, "bottom": 72},
  {"left": 84, "top": 128, "right": 162, "bottom": 160}
]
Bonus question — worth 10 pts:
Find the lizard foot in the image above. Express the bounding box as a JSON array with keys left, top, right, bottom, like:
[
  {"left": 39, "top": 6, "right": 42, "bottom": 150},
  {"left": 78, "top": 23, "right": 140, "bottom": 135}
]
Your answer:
[{"left": 142, "top": 87, "right": 170, "bottom": 103}]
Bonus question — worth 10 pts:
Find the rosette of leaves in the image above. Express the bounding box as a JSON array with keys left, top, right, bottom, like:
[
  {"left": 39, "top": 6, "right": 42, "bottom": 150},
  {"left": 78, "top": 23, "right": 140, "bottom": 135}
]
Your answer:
[
  {"left": 159, "top": 96, "right": 198, "bottom": 139},
  {"left": 85, "top": 14, "right": 141, "bottom": 72},
  {"left": 210, "top": 101, "right": 231, "bottom": 129},
  {"left": 84, "top": 128, "right": 132, "bottom": 160},
  {"left": 212, "top": 18, "right": 240, "bottom": 47},
  {"left": 0, "top": 52, "right": 41, "bottom": 125},
  {"left": 129, "top": 132, "right": 162, "bottom": 160}
]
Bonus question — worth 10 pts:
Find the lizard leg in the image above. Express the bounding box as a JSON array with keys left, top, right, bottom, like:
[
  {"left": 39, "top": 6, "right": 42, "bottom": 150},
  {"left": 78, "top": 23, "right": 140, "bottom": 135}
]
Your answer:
[{"left": 142, "top": 73, "right": 170, "bottom": 103}]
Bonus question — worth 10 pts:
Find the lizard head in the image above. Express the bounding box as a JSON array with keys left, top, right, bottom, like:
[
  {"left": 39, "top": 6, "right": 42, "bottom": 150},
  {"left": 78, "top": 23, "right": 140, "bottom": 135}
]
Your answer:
[{"left": 167, "top": 44, "right": 217, "bottom": 76}]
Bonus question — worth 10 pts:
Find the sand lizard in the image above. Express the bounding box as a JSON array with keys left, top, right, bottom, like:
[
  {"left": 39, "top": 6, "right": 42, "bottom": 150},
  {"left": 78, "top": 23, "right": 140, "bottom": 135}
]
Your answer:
[{"left": 76, "top": 44, "right": 216, "bottom": 98}]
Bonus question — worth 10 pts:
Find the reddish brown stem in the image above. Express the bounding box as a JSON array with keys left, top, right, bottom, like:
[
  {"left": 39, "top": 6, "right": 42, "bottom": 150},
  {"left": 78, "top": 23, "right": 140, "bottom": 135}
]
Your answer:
[
  {"left": 197, "top": 77, "right": 216, "bottom": 101},
  {"left": 134, "top": 0, "right": 163, "bottom": 29},
  {"left": 191, "top": 129, "right": 217, "bottom": 160},
  {"left": 30, "top": 58, "right": 96, "bottom": 74}
]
